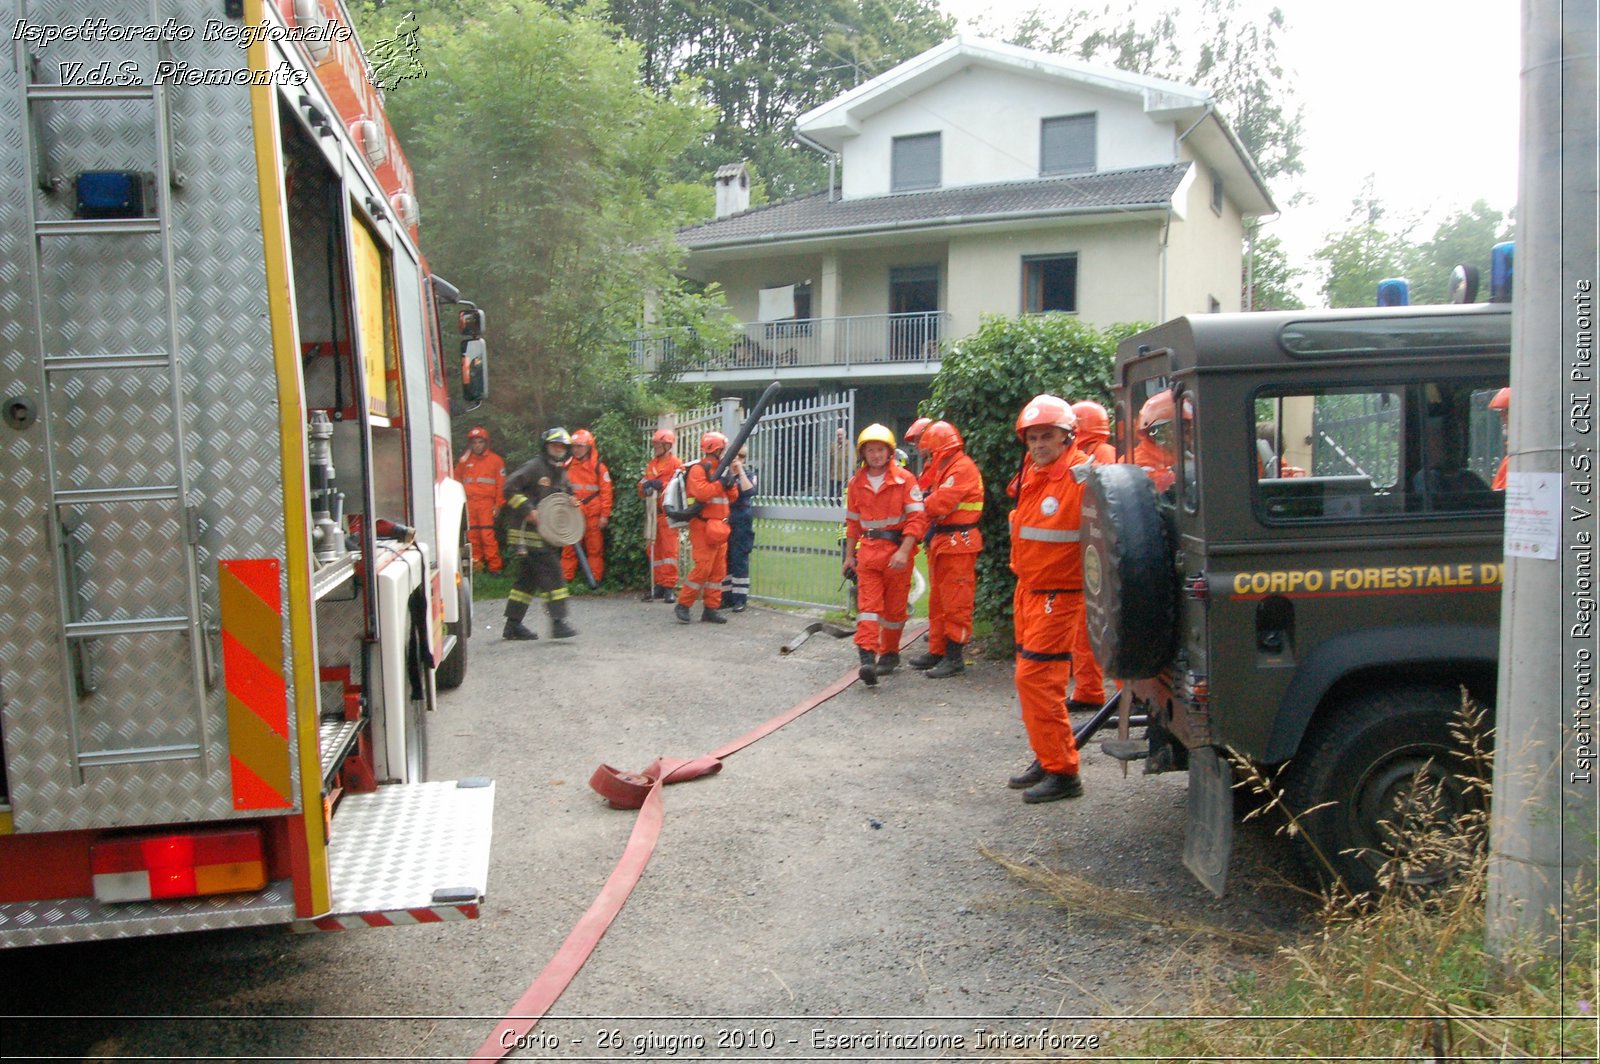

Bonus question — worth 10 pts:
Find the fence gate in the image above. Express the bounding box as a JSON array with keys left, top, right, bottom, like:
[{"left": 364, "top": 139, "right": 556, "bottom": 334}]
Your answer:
[{"left": 647, "top": 391, "right": 854, "bottom": 611}]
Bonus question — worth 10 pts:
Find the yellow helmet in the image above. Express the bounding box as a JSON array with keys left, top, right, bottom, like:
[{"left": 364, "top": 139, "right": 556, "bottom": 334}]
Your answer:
[{"left": 856, "top": 423, "right": 896, "bottom": 456}]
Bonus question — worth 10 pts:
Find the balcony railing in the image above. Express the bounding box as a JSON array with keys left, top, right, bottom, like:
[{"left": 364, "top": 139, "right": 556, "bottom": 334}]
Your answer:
[{"left": 632, "top": 311, "right": 951, "bottom": 374}]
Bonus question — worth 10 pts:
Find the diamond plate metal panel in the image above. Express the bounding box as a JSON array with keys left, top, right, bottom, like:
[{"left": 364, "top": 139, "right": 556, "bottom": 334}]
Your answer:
[
  {"left": 0, "top": 878, "right": 296, "bottom": 948},
  {"left": 324, "top": 781, "right": 496, "bottom": 916},
  {"left": 3, "top": 0, "right": 302, "bottom": 833}
]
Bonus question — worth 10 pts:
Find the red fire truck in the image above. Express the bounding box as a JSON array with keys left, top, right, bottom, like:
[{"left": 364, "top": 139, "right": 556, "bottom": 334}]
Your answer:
[{"left": 0, "top": 0, "right": 494, "bottom": 945}]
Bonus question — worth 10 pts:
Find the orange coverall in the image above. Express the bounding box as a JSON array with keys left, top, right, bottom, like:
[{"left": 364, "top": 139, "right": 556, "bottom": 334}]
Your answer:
[
  {"left": 919, "top": 447, "right": 983, "bottom": 655},
  {"left": 1008, "top": 448, "right": 1091, "bottom": 777},
  {"left": 455, "top": 446, "right": 505, "bottom": 573},
  {"left": 1066, "top": 434, "right": 1113, "bottom": 707},
  {"left": 640, "top": 451, "right": 684, "bottom": 591},
  {"left": 845, "top": 464, "right": 928, "bottom": 657},
  {"left": 1131, "top": 436, "right": 1175, "bottom": 492},
  {"left": 562, "top": 452, "right": 614, "bottom": 582},
  {"left": 1075, "top": 430, "right": 1116, "bottom": 466},
  {"left": 677, "top": 459, "right": 739, "bottom": 610}
]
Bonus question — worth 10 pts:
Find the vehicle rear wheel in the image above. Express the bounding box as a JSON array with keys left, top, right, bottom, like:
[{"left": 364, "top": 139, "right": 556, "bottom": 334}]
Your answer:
[
  {"left": 1285, "top": 685, "right": 1480, "bottom": 895},
  {"left": 436, "top": 570, "right": 471, "bottom": 691},
  {"left": 1080, "top": 463, "right": 1178, "bottom": 678}
]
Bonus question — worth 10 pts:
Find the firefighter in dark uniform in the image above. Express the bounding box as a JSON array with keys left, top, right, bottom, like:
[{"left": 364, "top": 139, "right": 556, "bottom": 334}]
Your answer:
[{"left": 502, "top": 427, "right": 579, "bottom": 641}]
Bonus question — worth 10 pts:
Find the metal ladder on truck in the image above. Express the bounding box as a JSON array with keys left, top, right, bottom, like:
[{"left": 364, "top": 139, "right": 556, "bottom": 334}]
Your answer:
[{"left": 14, "top": 2, "right": 212, "bottom": 789}]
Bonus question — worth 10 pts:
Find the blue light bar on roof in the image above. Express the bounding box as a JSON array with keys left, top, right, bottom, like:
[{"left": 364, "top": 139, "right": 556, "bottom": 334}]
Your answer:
[
  {"left": 1376, "top": 278, "right": 1410, "bottom": 307},
  {"left": 1490, "top": 242, "right": 1514, "bottom": 303}
]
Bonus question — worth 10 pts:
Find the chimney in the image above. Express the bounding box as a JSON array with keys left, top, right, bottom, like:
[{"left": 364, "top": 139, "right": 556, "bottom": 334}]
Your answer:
[{"left": 714, "top": 161, "right": 751, "bottom": 218}]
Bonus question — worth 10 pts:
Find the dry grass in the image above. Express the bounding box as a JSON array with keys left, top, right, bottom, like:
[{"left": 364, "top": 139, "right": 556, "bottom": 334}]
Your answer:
[{"left": 987, "top": 695, "right": 1599, "bottom": 1061}]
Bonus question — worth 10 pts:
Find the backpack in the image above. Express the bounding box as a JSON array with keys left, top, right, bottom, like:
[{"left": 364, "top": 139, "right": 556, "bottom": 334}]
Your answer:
[{"left": 660, "top": 466, "right": 701, "bottom": 528}]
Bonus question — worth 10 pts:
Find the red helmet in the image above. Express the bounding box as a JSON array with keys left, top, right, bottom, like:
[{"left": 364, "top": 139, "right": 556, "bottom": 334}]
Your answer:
[
  {"left": 1071, "top": 400, "right": 1109, "bottom": 437},
  {"left": 467, "top": 425, "right": 489, "bottom": 442},
  {"left": 651, "top": 428, "right": 676, "bottom": 447},
  {"left": 1138, "top": 389, "right": 1175, "bottom": 435},
  {"left": 920, "top": 420, "right": 963, "bottom": 453},
  {"left": 904, "top": 417, "right": 932, "bottom": 444},
  {"left": 700, "top": 431, "right": 729, "bottom": 455},
  {"left": 1490, "top": 387, "right": 1511, "bottom": 413},
  {"left": 571, "top": 428, "right": 595, "bottom": 449},
  {"left": 1014, "top": 394, "right": 1077, "bottom": 441}
]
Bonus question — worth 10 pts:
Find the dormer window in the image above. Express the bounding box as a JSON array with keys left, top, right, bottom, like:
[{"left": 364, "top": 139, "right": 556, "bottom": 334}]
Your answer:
[
  {"left": 1041, "top": 113, "right": 1096, "bottom": 176},
  {"left": 891, "top": 132, "right": 941, "bottom": 192}
]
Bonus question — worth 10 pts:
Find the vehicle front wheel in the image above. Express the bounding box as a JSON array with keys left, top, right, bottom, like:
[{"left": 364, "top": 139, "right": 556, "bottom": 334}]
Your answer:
[
  {"left": 1285, "top": 685, "right": 1483, "bottom": 895},
  {"left": 436, "top": 570, "right": 471, "bottom": 691}
]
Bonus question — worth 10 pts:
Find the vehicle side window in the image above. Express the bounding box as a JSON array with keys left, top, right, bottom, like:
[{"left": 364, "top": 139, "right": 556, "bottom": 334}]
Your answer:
[
  {"left": 1253, "top": 379, "right": 1506, "bottom": 522},
  {"left": 1130, "top": 375, "right": 1176, "bottom": 503}
]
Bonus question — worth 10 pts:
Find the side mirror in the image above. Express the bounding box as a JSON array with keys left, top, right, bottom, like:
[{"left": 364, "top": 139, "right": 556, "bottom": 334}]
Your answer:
[{"left": 461, "top": 337, "right": 488, "bottom": 403}]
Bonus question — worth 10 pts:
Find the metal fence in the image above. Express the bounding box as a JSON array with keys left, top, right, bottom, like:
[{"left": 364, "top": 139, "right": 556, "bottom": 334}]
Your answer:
[
  {"left": 631, "top": 312, "right": 950, "bottom": 374},
  {"left": 643, "top": 390, "right": 855, "bottom": 611}
]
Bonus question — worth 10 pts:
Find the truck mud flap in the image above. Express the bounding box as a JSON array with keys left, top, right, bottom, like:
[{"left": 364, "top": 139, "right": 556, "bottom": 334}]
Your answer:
[
  {"left": 295, "top": 778, "right": 495, "bottom": 931},
  {"left": 1182, "top": 746, "right": 1233, "bottom": 898}
]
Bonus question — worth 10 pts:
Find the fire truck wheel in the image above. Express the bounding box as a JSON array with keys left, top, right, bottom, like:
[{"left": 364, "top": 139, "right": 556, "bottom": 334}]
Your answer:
[
  {"left": 1079, "top": 463, "right": 1178, "bottom": 679},
  {"left": 1285, "top": 685, "right": 1481, "bottom": 896},
  {"left": 436, "top": 574, "right": 471, "bottom": 690}
]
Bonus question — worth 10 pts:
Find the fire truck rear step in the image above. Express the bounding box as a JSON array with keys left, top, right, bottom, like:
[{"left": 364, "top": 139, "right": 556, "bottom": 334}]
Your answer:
[
  {"left": 295, "top": 779, "right": 496, "bottom": 932},
  {"left": 0, "top": 881, "right": 298, "bottom": 950},
  {"left": 318, "top": 718, "right": 367, "bottom": 787}
]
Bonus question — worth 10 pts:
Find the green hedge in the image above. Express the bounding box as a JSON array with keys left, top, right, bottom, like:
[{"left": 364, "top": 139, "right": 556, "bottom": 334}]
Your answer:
[{"left": 921, "top": 313, "right": 1148, "bottom": 642}]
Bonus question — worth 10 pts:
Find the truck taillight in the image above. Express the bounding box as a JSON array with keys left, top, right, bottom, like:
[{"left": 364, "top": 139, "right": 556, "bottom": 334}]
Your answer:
[
  {"left": 91, "top": 828, "right": 266, "bottom": 903},
  {"left": 1183, "top": 672, "right": 1210, "bottom": 705},
  {"left": 1184, "top": 573, "right": 1209, "bottom": 600}
]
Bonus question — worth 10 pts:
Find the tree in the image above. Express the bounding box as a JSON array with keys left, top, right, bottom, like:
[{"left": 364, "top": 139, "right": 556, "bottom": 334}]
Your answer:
[
  {"left": 921, "top": 314, "right": 1145, "bottom": 636},
  {"left": 355, "top": 0, "right": 728, "bottom": 436},
  {"left": 1245, "top": 228, "right": 1304, "bottom": 310},
  {"left": 585, "top": 0, "right": 955, "bottom": 199},
  {"left": 1404, "top": 200, "right": 1514, "bottom": 306},
  {"left": 1313, "top": 180, "right": 1416, "bottom": 308}
]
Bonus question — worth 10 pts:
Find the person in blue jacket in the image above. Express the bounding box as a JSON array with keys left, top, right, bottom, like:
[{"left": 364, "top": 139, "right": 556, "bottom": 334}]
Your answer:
[{"left": 722, "top": 444, "right": 759, "bottom": 612}]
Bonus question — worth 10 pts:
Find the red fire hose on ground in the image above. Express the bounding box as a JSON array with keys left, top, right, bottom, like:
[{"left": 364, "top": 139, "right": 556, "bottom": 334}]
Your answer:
[{"left": 471, "top": 623, "right": 928, "bottom": 1062}]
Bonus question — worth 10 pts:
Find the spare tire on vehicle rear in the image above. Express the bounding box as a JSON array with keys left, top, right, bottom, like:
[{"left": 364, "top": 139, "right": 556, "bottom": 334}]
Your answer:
[{"left": 1080, "top": 463, "right": 1178, "bottom": 679}]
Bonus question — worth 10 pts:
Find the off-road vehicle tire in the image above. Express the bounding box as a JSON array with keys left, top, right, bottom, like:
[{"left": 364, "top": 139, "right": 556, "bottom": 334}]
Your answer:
[
  {"left": 1080, "top": 463, "right": 1178, "bottom": 679},
  {"left": 1284, "top": 685, "right": 1478, "bottom": 896}
]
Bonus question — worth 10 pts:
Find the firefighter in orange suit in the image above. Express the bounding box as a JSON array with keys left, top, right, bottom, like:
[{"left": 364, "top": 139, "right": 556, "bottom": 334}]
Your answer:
[
  {"left": 1006, "top": 395, "right": 1089, "bottom": 804},
  {"left": 844, "top": 424, "right": 928, "bottom": 687},
  {"left": 1071, "top": 400, "right": 1117, "bottom": 465},
  {"left": 1491, "top": 387, "right": 1510, "bottom": 490},
  {"left": 907, "top": 420, "right": 983, "bottom": 679},
  {"left": 638, "top": 429, "right": 683, "bottom": 602},
  {"left": 562, "top": 428, "right": 614, "bottom": 583},
  {"left": 1131, "top": 389, "right": 1176, "bottom": 493},
  {"left": 455, "top": 425, "right": 505, "bottom": 574},
  {"left": 1065, "top": 400, "right": 1113, "bottom": 712},
  {"left": 674, "top": 432, "right": 742, "bottom": 624}
]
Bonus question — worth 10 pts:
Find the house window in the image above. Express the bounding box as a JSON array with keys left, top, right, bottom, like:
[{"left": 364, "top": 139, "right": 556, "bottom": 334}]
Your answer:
[
  {"left": 1023, "top": 254, "right": 1078, "bottom": 314},
  {"left": 891, "top": 133, "right": 941, "bottom": 192},
  {"left": 1211, "top": 170, "right": 1224, "bottom": 214},
  {"left": 765, "top": 283, "right": 813, "bottom": 339},
  {"left": 1041, "top": 113, "right": 1096, "bottom": 176}
]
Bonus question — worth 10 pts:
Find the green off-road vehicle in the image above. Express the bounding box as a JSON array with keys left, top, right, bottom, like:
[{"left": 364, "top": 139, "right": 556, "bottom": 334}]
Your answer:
[{"left": 1081, "top": 303, "right": 1510, "bottom": 895}]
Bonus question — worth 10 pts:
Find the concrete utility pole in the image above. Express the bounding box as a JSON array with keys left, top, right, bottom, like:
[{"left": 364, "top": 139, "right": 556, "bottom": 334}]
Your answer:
[{"left": 1487, "top": 0, "right": 1599, "bottom": 958}]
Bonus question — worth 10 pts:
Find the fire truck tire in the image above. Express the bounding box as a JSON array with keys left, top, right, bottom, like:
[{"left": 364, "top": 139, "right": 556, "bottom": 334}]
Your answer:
[
  {"left": 1079, "top": 463, "right": 1178, "bottom": 679},
  {"left": 1284, "top": 685, "right": 1480, "bottom": 896},
  {"left": 437, "top": 575, "right": 471, "bottom": 691}
]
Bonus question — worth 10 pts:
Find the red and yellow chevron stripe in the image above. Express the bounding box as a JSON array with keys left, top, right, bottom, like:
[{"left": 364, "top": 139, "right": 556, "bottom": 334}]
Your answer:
[{"left": 219, "top": 559, "right": 293, "bottom": 810}]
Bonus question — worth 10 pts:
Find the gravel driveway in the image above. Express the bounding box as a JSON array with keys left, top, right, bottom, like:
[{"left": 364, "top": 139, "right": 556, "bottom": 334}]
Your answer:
[{"left": 2, "top": 593, "right": 1308, "bottom": 1060}]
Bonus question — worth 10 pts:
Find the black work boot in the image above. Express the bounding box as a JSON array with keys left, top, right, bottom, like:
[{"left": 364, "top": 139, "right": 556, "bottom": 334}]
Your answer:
[
  {"left": 673, "top": 603, "right": 692, "bottom": 624},
  {"left": 640, "top": 587, "right": 657, "bottom": 602},
  {"left": 908, "top": 650, "right": 942, "bottom": 670},
  {"left": 857, "top": 647, "right": 877, "bottom": 687},
  {"left": 925, "top": 643, "right": 966, "bottom": 678},
  {"left": 1007, "top": 759, "right": 1045, "bottom": 789},
  {"left": 700, "top": 606, "right": 727, "bottom": 624},
  {"left": 550, "top": 618, "right": 577, "bottom": 639},
  {"left": 503, "top": 620, "right": 539, "bottom": 641},
  {"left": 1022, "top": 772, "right": 1083, "bottom": 804},
  {"left": 875, "top": 652, "right": 900, "bottom": 676},
  {"left": 656, "top": 585, "right": 676, "bottom": 602}
]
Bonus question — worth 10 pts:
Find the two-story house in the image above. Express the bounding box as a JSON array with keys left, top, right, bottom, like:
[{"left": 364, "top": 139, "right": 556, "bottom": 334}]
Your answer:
[{"left": 647, "top": 35, "right": 1276, "bottom": 433}]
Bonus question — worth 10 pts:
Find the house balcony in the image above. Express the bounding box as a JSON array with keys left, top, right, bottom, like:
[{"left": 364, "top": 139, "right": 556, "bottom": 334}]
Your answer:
[{"left": 631, "top": 311, "right": 951, "bottom": 385}]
